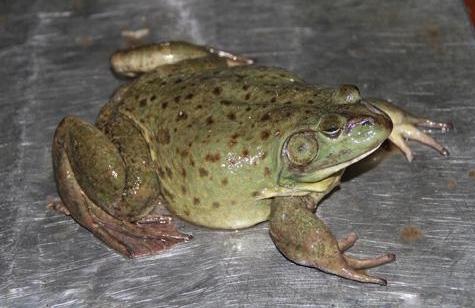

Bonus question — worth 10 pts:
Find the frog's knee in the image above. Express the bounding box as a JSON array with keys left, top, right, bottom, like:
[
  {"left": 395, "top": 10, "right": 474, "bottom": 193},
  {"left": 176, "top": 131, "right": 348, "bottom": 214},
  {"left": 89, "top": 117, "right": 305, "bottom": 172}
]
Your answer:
[
  {"left": 53, "top": 116, "right": 126, "bottom": 216},
  {"left": 110, "top": 41, "right": 210, "bottom": 77}
]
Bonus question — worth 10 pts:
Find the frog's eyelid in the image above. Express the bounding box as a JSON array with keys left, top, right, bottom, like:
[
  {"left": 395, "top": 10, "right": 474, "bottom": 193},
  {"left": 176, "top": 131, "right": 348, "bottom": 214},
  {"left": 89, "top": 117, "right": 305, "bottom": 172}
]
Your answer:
[{"left": 321, "top": 127, "right": 342, "bottom": 139}]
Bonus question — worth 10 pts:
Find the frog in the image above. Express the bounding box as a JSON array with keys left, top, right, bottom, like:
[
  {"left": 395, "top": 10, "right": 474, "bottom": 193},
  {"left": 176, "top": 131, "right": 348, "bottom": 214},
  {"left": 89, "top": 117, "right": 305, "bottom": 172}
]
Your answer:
[{"left": 52, "top": 41, "right": 451, "bottom": 285}]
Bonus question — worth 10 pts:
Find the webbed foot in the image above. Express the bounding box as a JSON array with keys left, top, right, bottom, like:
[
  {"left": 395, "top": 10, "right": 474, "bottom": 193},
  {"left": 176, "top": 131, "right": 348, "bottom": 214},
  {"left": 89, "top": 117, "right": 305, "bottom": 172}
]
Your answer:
[
  {"left": 270, "top": 197, "right": 395, "bottom": 285},
  {"left": 367, "top": 99, "right": 451, "bottom": 161}
]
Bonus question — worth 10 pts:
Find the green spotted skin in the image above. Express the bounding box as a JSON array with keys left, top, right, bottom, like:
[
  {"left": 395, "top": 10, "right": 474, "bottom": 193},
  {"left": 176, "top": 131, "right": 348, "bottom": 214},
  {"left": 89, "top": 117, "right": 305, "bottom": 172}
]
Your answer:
[
  {"left": 91, "top": 56, "right": 393, "bottom": 229},
  {"left": 95, "top": 65, "right": 349, "bottom": 228}
]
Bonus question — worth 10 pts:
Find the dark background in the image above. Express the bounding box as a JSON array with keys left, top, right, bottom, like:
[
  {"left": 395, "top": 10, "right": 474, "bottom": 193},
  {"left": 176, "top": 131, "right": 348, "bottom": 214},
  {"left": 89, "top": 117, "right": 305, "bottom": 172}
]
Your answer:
[{"left": 1, "top": 1, "right": 474, "bottom": 306}]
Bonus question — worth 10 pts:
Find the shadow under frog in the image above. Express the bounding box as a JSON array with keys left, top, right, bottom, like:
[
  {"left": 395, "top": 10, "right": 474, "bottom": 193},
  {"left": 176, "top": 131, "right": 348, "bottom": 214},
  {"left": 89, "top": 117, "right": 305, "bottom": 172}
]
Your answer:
[{"left": 51, "top": 41, "right": 451, "bottom": 285}]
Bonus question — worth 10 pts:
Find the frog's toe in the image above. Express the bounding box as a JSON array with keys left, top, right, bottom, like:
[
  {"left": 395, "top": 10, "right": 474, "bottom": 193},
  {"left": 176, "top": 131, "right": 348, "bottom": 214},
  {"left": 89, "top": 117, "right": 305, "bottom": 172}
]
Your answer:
[
  {"left": 334, "top": 267, "right": 388, "bottom": 286},
  {"left": 390, "top": 123, "right": 449, "bottom": 162},
  {"left": 344, "top": 253, "right": 396, "bottom": 270},
  {"left": 338, "top": 232, "right": 358, "bottom": 252}
]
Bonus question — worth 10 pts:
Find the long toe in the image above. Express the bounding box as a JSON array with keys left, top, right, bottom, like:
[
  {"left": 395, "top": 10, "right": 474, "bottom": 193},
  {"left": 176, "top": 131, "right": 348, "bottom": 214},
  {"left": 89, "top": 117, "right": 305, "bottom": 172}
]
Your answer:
[{"left": 344, "top": 253, "right": 396, "bottom": 270}]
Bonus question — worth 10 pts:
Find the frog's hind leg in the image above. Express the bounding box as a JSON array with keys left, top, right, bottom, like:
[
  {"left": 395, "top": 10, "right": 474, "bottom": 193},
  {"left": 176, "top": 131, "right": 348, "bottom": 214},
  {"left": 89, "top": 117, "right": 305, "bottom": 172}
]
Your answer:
[
  {"left": 111, "top": 41, "right": 253, "bottom": 78},
  {"left": 52, "top": 116, "right": 191, "bottom": 258},
  {"left": 269, "top": 197, "right": 395, "bottom": 285},
  {"left": 366, "top": 98, "right": 452, "bottom": 162}
]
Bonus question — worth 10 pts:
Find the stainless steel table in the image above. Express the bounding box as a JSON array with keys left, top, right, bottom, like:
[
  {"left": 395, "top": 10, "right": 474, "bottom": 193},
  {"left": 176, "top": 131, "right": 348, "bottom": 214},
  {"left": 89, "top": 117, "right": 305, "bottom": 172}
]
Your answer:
[{"left": 1, "top": 1, "right": 474, "bottom": 306}]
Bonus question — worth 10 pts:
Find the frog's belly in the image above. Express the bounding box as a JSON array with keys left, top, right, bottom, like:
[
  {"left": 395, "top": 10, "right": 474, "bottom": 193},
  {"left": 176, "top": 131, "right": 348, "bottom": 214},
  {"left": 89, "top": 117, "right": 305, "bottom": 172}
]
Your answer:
[{"left": 168, "top": 198, "right": 272, "bottom": 230}]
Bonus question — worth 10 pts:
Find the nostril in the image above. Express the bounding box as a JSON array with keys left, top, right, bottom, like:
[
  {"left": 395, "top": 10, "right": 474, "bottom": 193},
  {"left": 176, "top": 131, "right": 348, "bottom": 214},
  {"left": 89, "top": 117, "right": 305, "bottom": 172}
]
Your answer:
[{"left": 361, "top": 118, "right": 374, "bottom": 126}]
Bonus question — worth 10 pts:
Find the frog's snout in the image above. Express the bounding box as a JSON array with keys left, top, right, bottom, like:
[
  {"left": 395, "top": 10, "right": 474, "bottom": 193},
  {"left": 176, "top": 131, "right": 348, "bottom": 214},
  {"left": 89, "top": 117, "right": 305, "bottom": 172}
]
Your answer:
[
  {"left": 345, "top": 116, "right": 375, "bottom": 134},
  {"left": 344, "top": 112, "right": 392, "bottom": 142}
]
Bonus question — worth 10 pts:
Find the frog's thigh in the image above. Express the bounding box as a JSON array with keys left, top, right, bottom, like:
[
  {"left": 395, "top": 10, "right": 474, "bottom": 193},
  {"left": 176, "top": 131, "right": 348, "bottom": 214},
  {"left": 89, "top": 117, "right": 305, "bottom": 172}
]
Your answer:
[
  {"left": 111, "top": 41, "right": 252, "bottom": 77},
  {"left": 52, "top": 116, "right": 191, "bottom": 257},
  {"left": 53, "top": 116, "right": 126, "bottom": 218}
]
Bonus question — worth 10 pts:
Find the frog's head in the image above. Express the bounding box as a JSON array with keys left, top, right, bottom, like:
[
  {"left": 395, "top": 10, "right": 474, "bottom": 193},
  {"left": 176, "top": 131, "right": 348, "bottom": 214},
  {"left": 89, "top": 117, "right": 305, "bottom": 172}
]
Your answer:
[{"left": 275, "top": 101, "right": 392, "bottom": 192}]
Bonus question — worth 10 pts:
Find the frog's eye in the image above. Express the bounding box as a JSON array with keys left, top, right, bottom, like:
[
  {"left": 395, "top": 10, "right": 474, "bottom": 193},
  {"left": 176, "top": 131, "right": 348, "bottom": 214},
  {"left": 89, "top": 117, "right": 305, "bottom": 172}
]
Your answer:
[
  {"left": 285, "top": 132, "right": 319, "bottom": 166},
  {"left": 319, "top": 114, "right": 344, "bottom": 139}
]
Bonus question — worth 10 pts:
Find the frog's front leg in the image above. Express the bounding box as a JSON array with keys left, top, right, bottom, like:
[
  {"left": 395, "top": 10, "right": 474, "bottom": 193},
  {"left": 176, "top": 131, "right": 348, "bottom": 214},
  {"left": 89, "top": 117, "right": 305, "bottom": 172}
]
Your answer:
[
  {"left": 366, "top": 98, "right": 452, "bottom": 162},
  {"left": 52, "top": 116, "right": 191, "bottom": 257},
  {"left": 269, "top": 196, "right": 395, "bottom": 285}
]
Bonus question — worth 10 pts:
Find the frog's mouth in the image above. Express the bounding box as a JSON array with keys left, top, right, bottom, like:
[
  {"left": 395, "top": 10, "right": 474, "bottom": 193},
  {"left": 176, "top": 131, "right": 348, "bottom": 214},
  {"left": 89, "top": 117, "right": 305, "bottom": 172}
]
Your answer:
[
  {"left": 258, "top": 142, "right": 383, "bottom": 199},
  {"left": 292, "top": 142, "right": 382, "bottom": 192}
]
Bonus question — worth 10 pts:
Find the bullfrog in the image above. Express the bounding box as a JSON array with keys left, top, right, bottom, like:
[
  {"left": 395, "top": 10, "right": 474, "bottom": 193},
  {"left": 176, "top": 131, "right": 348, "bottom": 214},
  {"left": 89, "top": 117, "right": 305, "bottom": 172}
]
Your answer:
[{"left": 52, "top": 41, "right": 451, "bottom": 285}]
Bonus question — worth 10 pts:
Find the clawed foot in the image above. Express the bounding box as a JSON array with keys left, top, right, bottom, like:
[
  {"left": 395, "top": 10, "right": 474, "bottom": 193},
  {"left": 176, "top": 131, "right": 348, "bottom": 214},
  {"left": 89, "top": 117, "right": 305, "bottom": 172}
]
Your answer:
[
  {"left": 367, "top": 99, "right": 452, "bottom": 162},
  {"left": 270, "top": 199, "right": 395, "bottom": 285},
  {"left": 389, "top": 117, "right": 452, "bottom": 162},
  {"left": 336, "top": 232, "right": 395, "bottom": 286}
]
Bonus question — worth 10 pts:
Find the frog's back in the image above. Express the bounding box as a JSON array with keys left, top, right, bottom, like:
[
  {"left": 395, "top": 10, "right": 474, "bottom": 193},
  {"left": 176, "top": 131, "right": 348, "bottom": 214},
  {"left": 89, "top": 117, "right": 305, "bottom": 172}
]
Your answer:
[{"left": 106, "top": 65, "right": 328, "bottom": 229}]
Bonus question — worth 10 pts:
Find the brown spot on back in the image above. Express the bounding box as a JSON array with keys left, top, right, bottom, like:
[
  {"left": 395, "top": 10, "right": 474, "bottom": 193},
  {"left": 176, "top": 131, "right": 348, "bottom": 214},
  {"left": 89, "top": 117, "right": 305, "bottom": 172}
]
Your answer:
[
  {"left": 242, "top": 84, "right": 250, "bottom": 91},
  {"left": 264, "top": 167, "right": 271, "bottom": 177},
  {"left": 227, "top": 112, "right": 236, "bottom": 121},
  {"left": 212, "top": 202, "right": 220, "bottom": 208},
  {"left": 270, "top": 97, "right": 277, "bottom": 103},
  {"left": 165, "top": 167, "right": 173, "bottom": 178},
  {"left": 400, "top": 225, "right": 423, "bottom": 242},
  {"left": 196, "top": 104, "right": 203, "bottom": 109},
  {"left": 175, "top": 78, "right": 183, "bottom": 84},
  {"left": 206, "top": 116, "right": 214, "bottom": 125},
  {"left": 161, "top": 101, "right": 168, "bottom": 109},
  {"left": 242, "top": 149, "right": 249, "bottom": 156},
  {"left": 139, "top": 98, "right": 147, "bottom": 107},
  {"left": 156, "top": 129, "right": 171, "bottom": 144},
  {"left": 244, "top": 93, "right": 251, "bottom": 100},
  {"left": 213, "top": 87, "right": 222, "bottom": 95},
  {"left": 193, "top": 197, "right": 200, "bottom": 205},
  {"left": 174, "top": 96, "right": 181, "bottom": 103},
  {"left": 260, "top": 130, "right": 270, "bottom": 140},
  {"left": 220, "top": 100, "right": 232, "bottom": 106},
  {"left": 307, "top": 99, "right": 314, "bottom": 104},
  {"left": 199, "top": 168, "right": 209, "bottom": 177},
  {"left": 150, "top": 95, "right": 156, "bottom": 101},
  {"left": 221, "top": 178, "right": 228, "bottom": 186},
  {"left": 180, "top": 167, "right": 187, "bottom": 178},
  {"left": 260, "top": 113, "right": 271, "bottom": 121},
  {"left": 180, "top": 149, "right": 189, "bottom": 158},
  {"left": 205, "top": 153, "right": 221, "bottom": 162},
  {"left": 185, "top": 93, "right": 194, "bottom": 100},
  {"left": 189, "top": 157, "right": 195, "bottom": 167}
]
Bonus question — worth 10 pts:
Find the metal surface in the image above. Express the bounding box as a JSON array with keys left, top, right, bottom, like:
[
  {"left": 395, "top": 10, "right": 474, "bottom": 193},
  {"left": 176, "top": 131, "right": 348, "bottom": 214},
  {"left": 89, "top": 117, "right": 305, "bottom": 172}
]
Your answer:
[{"left": 1, "top": 0, "right": 474, "bottom": 307}]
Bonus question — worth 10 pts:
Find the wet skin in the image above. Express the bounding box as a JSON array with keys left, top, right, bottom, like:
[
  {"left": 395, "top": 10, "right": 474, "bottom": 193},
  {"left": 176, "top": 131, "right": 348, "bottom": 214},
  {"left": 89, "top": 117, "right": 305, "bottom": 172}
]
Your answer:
[{"left": 52, "top": 41, "right": 451, "bottom": 285}]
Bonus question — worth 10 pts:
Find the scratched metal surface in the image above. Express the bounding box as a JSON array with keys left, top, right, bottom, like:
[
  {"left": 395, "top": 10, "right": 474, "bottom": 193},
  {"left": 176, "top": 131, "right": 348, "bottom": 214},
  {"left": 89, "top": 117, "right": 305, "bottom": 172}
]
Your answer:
[{"left": 1, "top": 0, "right": 474, "bottom": 307}]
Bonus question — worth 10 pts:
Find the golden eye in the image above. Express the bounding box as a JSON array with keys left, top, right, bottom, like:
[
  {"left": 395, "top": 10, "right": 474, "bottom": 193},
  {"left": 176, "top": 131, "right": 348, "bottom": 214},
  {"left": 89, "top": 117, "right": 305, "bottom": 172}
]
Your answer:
[
  {"left": 319, "top": 114, "right": 344, "bottom": 139},
  {"left": 285, "top": 132, "right": 319, "bottom": 166}
]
